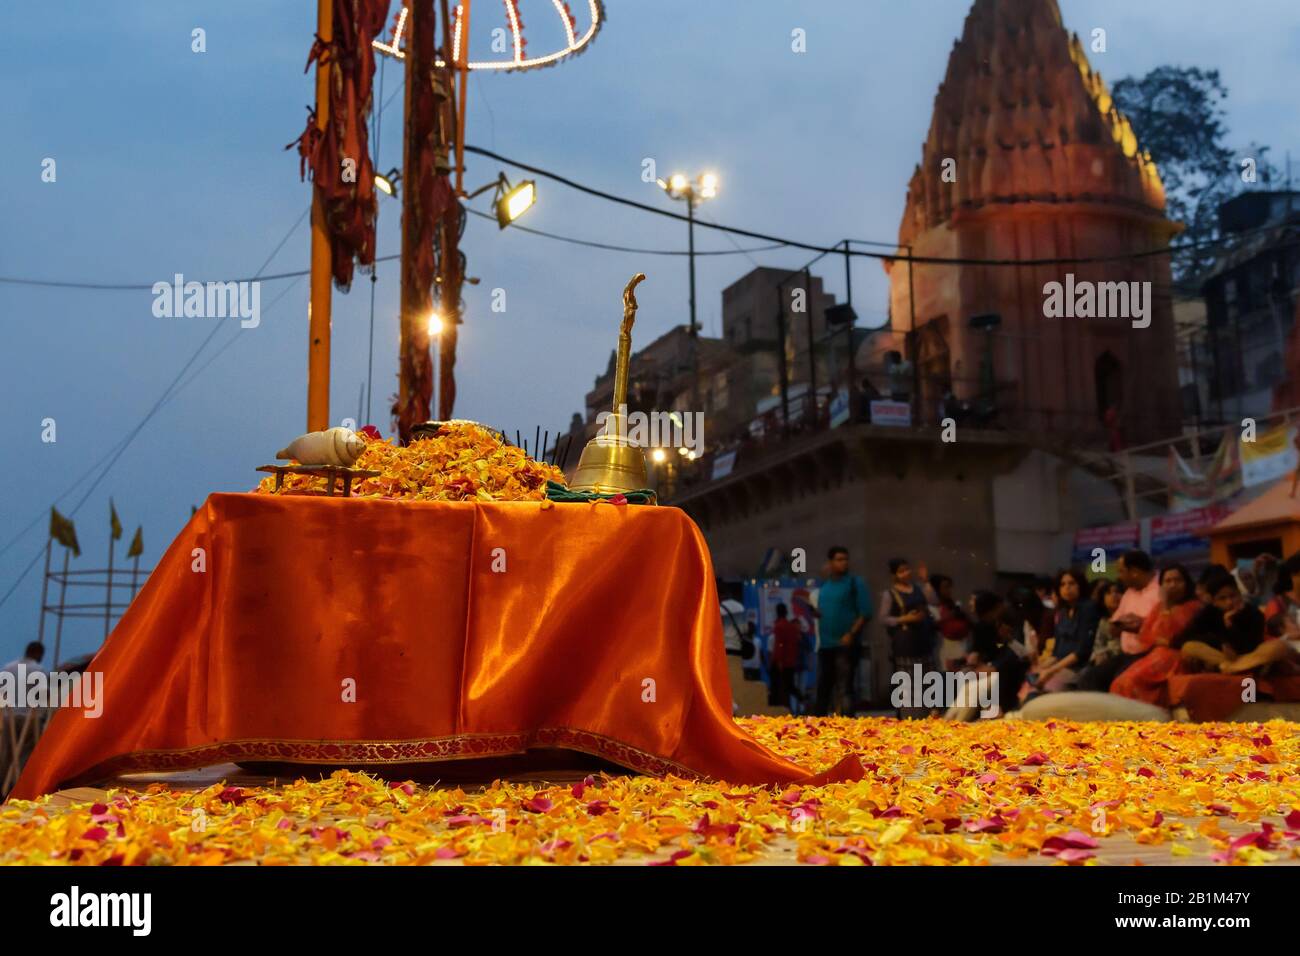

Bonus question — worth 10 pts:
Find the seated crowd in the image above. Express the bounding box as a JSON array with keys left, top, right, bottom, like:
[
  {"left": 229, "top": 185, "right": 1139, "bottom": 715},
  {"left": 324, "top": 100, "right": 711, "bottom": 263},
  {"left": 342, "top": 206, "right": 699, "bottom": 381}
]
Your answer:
[
  {"left": 941, "top": 549, "right": 1300, "bottom": 719},
  {"left": 755, "top": 547, "right": 1300, "bottom": 721}
]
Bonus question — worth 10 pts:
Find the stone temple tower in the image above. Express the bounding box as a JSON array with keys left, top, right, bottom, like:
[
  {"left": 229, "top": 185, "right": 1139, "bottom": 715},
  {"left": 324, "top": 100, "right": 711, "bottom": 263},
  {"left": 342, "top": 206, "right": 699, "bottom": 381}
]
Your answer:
[{"left": 883, "top": 0, "right": 1183, "bottom": 446}]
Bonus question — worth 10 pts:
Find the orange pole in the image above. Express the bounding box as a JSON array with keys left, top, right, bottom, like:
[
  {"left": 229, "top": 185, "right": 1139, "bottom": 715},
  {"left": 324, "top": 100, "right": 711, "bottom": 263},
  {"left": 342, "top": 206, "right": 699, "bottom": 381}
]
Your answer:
[{"left": 307, "top": 0, "right": 334, "bottom": 432}]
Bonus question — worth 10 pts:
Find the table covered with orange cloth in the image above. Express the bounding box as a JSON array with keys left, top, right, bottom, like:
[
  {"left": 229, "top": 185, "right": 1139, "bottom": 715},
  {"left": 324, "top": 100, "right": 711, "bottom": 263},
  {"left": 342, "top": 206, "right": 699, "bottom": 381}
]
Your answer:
[{"left": 12, "top": 493, "right": 861, "bottom": 800}]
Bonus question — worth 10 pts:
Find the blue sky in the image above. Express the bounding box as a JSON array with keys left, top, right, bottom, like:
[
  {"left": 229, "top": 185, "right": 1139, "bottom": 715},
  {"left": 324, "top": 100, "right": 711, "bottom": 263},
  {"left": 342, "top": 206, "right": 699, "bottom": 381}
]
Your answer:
[{"left": 3, "top": 0, "right": 1299, "bottom": 663}]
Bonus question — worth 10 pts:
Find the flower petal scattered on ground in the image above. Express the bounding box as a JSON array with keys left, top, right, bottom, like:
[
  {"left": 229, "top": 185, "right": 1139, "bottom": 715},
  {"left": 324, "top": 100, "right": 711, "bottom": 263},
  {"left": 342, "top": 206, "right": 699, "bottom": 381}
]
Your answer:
[{"left": 3, "top": 717, "right": 1299, "bottom": 866}]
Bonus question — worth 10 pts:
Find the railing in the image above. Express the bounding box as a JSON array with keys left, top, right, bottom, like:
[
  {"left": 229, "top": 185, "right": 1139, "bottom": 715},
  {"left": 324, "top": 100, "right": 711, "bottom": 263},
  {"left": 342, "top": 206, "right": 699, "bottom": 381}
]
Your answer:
[
  {"left": 0, "top": 706, "right": 53, "bottom": 799},
  {"left": 1068, "top": 403, "right": 1300, "bottom": 516},
  {"left": 665, "top": 389, "right": 1300, "bottom": 514},
  {"left": 667, "top": 368, "right": 1156, "bottom": 495}
]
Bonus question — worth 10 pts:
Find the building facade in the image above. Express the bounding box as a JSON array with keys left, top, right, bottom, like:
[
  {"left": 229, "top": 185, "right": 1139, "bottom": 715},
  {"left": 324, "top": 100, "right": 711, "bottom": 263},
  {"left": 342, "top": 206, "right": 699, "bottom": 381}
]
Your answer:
[
  {"left": 563, "top": 1, "right": 1199, "bottom": 666},
  {"left": 880, "top": 0, "right": 1184, "bottom": 445},
  {"left": 1196, "top": 191, "right": 1300, "bottom": 419}
]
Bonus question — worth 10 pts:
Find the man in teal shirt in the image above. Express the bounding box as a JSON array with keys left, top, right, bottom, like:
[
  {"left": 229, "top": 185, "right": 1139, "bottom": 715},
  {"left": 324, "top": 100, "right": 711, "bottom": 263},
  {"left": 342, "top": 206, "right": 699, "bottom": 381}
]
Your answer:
[{"left": 815, "top": 546, "right": 873, "bottom": 715}]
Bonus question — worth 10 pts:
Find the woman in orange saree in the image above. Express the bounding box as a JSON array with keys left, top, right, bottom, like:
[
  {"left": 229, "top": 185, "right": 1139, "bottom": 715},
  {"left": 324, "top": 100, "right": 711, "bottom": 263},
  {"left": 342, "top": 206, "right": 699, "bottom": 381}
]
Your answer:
[{"left": 1109, "top": 564, "right": 1200, "bottom": 707}]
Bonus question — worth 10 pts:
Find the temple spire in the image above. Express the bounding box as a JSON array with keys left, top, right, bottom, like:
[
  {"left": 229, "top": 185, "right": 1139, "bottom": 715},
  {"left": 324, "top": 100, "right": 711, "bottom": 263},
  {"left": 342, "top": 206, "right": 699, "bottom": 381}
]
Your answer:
[{"left": 900, "top": 0, "right": 1166, "bottom": 246}]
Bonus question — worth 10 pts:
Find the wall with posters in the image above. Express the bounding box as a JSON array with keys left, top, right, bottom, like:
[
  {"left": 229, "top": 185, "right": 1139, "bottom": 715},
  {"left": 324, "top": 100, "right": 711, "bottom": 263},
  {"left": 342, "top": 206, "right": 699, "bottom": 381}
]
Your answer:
[{"left": 743, "top": 579, "right": 820, "bottom": 702}]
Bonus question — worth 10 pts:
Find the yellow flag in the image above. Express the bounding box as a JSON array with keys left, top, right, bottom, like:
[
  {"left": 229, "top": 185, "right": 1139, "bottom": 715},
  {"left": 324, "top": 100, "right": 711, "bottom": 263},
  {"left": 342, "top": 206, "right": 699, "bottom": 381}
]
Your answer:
[
  {"left": 126, "top": 526, "right": 143, "bottom": 559},
  {"left": 110, "top": 499, "right": 123, "bottom": 541},
  {"left": 49, "top": 507, "right": 81, "bottom": 557}
]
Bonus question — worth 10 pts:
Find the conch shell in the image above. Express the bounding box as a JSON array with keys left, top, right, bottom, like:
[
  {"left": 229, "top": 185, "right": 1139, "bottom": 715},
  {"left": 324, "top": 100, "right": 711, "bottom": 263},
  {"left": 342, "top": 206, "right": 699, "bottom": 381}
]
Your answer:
[{"left": 276, "top": 427, "right": 365, "bottom": 467}]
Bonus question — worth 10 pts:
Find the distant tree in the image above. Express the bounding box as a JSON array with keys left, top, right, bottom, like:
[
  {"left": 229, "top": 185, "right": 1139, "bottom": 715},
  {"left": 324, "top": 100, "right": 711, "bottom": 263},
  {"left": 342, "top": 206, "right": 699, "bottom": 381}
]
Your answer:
[{"left": 1111, "top": 65, "right": 1279, "bottom": 282}]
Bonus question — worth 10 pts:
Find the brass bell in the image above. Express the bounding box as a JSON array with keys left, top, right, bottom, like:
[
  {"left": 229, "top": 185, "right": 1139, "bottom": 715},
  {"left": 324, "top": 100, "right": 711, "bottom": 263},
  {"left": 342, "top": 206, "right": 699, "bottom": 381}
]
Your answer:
[{"left": 569, "top": 274, "right": 656, "bottom": 502}]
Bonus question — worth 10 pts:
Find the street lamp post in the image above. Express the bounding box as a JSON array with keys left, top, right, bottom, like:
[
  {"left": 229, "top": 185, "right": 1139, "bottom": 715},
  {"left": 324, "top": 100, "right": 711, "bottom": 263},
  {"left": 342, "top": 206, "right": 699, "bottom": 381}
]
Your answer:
[
  {"left": 687, "top": 192, "right": 696, "bottom": 338},
  {"left": 658, "top": 172, "right": 718, "bottom": 415}
]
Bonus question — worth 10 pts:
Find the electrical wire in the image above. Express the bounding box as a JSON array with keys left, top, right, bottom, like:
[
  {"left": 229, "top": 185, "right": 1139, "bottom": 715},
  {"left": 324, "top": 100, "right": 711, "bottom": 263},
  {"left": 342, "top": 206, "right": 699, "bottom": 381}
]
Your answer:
[
  {"left": 7, "top": 199, "right": 1292, "bottom": 297},
  {"left": 463, "top": 206, "right": 786, "bottom": 255},
  {"left": 170, "top": 276, "right": 306, "bottom": 399},
  {"left": 462, "top": 144, "right": 1287, "bottom": 268},
  {"left": 0, "top": 208, "right": 311, "bottom": 611},
  {"left": 9, "top": 226, "right": 1290, "bottom": 295},
  {"left": 0, "top": 266, "right": 313, "bottom": 292}
]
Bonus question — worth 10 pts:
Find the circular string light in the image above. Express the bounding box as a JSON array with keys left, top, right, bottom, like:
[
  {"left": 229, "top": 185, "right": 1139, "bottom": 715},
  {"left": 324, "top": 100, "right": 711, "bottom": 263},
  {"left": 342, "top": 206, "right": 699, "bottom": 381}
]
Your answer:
[{"left": 374, "top": 0, "right": 604, "bottom": 72}]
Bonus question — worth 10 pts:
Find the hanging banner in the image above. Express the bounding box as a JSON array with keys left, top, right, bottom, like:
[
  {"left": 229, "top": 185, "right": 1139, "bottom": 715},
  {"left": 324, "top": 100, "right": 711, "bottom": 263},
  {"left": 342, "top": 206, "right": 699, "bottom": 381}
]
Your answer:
[
  {"left": 829, "top": 389, "right": 851, "bottom": 428},
  {"left": 1150, "top": 504, "right": 1232, "bottom": 560},
  {"left": 1240, "top": 425, "right": 1299, "bottom": 488},
  {"left": 712, "top": 449, "right": 737, "bottom": 480},
  {"left": 869, "top": 400, "right": 911, "bottom": 427},
  {"left": 1168, "top": 434, "right": 1241, "bottom": 511},
  {"left": 1072, "top": 521, "right": 1140, "bottom": 572}
]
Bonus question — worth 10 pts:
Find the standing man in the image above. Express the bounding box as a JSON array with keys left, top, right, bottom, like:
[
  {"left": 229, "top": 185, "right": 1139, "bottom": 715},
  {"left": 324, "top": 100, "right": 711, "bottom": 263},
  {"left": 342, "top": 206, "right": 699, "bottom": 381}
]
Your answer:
[
  {"left": 0, "top": 642, "right": 48, "bottom": 715},
  {"left": 815, "top": 546, "right": 873, "bottom": 715},
  {"left": 1, "top": 642, "right": 47, "bottom": 791}
]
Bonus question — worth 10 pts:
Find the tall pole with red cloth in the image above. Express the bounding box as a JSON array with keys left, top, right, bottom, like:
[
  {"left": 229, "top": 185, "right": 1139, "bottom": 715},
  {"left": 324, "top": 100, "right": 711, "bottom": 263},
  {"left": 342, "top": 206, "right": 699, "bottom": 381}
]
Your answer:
[
  {"left": 307, "top": 0, "right": 334, "bottom": 433},
  {"left": 297, "top": 0, "right": 388, "bottom": 432},
  {"left": 395, "top": 0, "right": 439, "bottom": 442},
  {"left": 435, "top": 0, "right": 464, "bottom": 422}
]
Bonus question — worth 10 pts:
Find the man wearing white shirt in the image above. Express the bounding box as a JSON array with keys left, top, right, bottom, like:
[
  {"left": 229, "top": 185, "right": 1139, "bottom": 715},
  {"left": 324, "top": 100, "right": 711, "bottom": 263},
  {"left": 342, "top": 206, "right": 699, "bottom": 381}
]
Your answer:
[
  {"left": 1078, "top": 551, "right": 1161, "bottom": 690},
  {"left": 1, "top": 642, "right": 49, "bottom": 709}
]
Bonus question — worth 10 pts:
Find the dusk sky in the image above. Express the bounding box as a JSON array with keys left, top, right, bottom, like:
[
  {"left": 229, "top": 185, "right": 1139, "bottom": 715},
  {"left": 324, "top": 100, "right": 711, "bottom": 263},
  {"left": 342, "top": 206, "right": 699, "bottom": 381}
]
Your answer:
[{"left": 3, "top": 0, "right": 1299, "bottom": 663}]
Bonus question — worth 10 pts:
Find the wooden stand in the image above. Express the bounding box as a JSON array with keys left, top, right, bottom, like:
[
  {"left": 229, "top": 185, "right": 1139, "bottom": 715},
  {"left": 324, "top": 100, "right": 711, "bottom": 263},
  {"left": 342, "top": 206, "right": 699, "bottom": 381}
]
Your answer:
[{"left": 256, "top": 465, "right": 381, "bottom": 498}]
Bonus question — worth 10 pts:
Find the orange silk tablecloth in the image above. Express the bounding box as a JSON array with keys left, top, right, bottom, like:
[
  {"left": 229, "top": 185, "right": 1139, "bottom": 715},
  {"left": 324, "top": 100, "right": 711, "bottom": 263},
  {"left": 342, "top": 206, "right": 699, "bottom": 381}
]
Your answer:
[{"left": 12, "top": 493, "right": 860, "bottom": 799}]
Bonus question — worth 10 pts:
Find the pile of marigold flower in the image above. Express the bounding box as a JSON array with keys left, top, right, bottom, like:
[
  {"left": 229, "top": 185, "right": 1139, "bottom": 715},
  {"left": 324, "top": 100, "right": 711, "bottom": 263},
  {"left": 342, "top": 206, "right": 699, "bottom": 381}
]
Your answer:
[
  {"left": 4, "top": 717, "right": 1300, "bottom": 866},
  {"left": 255, "top": 422, "right": 565, "bottom": 502}
]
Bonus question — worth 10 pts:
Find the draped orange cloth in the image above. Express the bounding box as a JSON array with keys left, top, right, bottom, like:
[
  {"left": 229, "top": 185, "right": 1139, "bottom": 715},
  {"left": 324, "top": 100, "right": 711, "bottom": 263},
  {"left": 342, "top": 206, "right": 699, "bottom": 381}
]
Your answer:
[{"left": 12, "top": 494, "right": 860, "bottom": 800}]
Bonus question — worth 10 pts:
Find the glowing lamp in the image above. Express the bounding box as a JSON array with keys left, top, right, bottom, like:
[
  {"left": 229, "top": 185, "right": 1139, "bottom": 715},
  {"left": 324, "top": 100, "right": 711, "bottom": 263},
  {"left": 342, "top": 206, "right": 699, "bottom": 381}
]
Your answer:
[
  {"left": 375, "top": 167, "right": 401, "bottom": 198},
  {"left": 496, "top": 179, "right": 536, "bottom": 229}
]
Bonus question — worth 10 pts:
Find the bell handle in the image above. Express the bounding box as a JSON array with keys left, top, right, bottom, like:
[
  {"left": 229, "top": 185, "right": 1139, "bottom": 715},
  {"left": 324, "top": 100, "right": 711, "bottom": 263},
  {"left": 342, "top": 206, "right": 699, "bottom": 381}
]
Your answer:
[{"left": 613, "top": 273, "right": 646, "bottom": 412}]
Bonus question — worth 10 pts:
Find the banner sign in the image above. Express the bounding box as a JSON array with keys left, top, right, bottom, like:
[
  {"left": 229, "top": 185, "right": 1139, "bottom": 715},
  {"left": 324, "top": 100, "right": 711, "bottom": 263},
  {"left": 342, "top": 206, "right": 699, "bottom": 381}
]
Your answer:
[
  {"left": 1240, "top": 425, "right": 1298, "bottom": 488},
  {"left": 1168, "top": 435, "right": 1240, "bottom": 510},
  {"left": 869, "top": 400, "right": 911, "bottom": 427},
  {"left": 1071, "top": 522, "right": 1140, "bottom": 567},
  {"left": 712, "top": 449, "right": 737, "bottom": 480},
  {"left": 830, "top": 389, "right": 851, "bottom": 428},
  {"left": 1150, "top": 504, "right": 1231, "bottom": 558}
]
